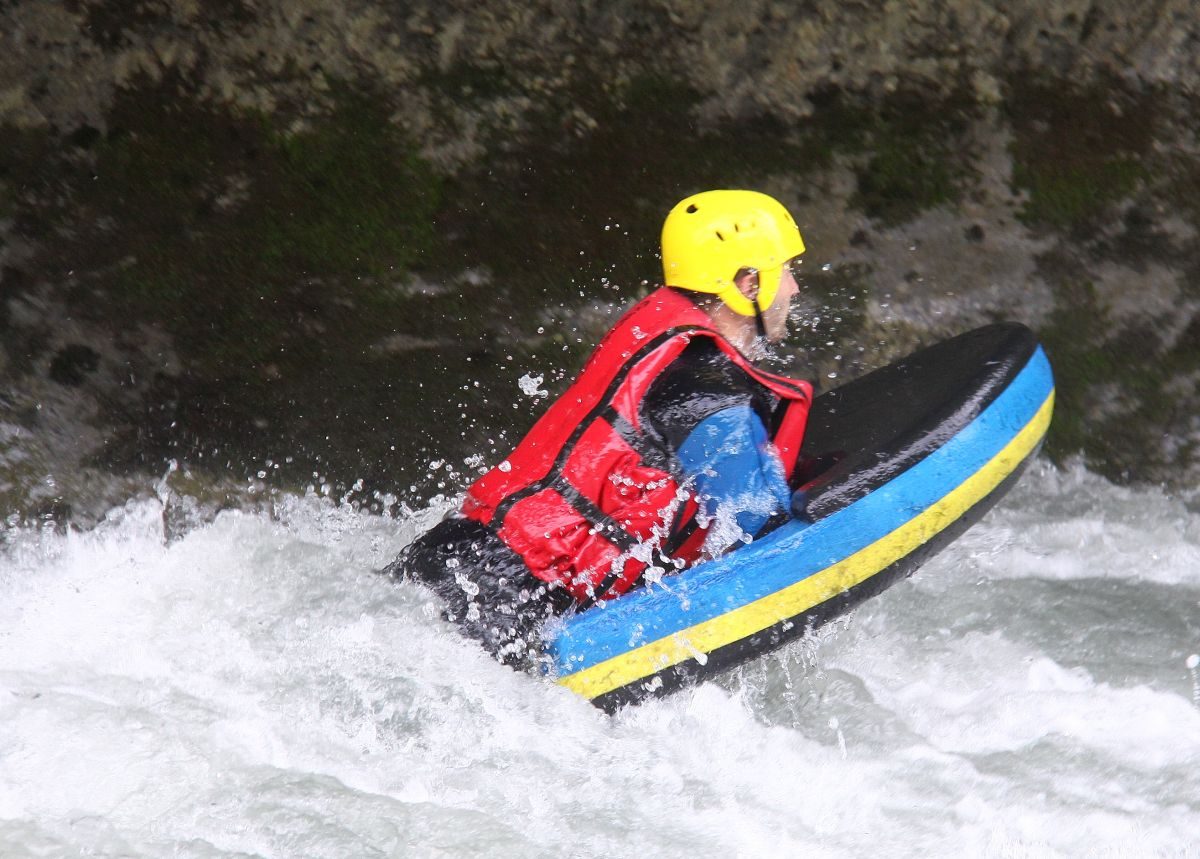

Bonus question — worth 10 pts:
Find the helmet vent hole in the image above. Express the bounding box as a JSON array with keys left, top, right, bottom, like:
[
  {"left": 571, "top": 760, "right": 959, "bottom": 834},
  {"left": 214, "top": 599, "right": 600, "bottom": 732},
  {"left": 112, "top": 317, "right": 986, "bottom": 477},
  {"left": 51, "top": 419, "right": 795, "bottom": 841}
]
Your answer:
[
  {"left": 715, "top": 230, "right": 725, "bottom": 241},
  {"left": 686, "top": 204, "right": 698, "bottom": 213}
]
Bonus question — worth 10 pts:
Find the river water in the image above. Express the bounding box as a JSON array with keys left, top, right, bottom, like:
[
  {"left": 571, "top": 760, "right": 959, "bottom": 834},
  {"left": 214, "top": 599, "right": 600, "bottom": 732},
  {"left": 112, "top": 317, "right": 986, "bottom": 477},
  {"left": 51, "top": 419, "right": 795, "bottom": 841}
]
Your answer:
[{"left": 1, "top": 461, "right": 1198, "bottom": 857}]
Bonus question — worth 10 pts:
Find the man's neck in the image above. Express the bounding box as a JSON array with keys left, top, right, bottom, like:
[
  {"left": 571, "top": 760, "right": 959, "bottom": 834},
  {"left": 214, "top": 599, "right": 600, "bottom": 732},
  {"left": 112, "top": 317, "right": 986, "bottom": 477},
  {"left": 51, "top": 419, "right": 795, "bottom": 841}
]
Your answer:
[{"left": 705, "top": 302, "right": 759, "bottom": 355}]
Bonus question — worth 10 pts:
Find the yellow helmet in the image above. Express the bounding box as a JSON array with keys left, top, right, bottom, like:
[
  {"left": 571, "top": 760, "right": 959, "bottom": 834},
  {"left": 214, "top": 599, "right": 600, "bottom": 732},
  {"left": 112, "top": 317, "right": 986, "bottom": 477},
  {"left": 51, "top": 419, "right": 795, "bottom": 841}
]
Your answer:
[{"left": 661, "top": 190, "right": 805, "bottom": 316}]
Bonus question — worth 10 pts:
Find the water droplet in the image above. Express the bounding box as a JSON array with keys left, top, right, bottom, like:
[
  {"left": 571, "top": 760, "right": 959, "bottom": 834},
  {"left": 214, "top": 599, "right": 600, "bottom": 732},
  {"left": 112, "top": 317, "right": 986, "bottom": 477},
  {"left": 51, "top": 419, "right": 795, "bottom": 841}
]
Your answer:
[{"left": 518, "top": 373, "right": 548, "bottom": 399}]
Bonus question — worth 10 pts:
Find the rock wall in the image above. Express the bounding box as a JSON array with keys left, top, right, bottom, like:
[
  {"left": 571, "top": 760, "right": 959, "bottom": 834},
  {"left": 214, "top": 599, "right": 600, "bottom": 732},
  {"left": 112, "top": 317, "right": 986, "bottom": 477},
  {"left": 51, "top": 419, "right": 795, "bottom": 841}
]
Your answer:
[
  {"left": 2, "top": 0, "right": 1199, "bottom": 523},
  {"left": 6, "top": 1, "right": 1200, "bottom": 150}
]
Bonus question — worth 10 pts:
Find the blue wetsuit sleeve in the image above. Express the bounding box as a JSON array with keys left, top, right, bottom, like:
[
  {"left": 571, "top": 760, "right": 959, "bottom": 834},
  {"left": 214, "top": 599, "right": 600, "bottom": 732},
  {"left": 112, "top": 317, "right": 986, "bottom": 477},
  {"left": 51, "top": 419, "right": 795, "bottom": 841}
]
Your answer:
[{"left": 676, "top": 404, "right": 792, "bottom": 538}]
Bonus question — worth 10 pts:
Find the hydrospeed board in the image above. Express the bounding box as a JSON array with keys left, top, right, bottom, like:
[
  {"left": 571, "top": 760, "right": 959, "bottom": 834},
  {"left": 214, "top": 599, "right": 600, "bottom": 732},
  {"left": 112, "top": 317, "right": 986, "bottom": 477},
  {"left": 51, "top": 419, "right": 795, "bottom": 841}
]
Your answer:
[{"left": 544, "top": 323, "right": 1055, "bottom": 712}]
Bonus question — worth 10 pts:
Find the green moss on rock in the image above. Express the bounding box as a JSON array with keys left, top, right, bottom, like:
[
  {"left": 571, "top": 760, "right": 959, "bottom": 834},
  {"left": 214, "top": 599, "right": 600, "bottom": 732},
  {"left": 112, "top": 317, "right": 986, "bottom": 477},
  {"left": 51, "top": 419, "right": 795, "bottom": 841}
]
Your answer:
[
  {"left": 67, "top": 80, "right": 442, "bottom": 378},
  {"left": 433, "top": 77, "right": 977, "bottom": 318},
  {"left": 429, "top": 75, "right": 821, "bottom": 314},
  {"left": 8, "top": 66, "right": 1197, "bottom": 499},
  {"left": 1008, "top": 78, "right": 1157, "bottom": 233},
  {"left": 0, "top": 180, "right": 12, "bottom": 224},
  {"left": 846, "top": 93, "right": 974, "bottom": 225},
  {"left": 1036, "top": 280, "right": 1193, "bottom": 483},
  {"left": 1014, "top": 157, "right": 1147, "bottom": 230},
  {"left": 0, "top": 123, "right": 62, "bottom": 236}
]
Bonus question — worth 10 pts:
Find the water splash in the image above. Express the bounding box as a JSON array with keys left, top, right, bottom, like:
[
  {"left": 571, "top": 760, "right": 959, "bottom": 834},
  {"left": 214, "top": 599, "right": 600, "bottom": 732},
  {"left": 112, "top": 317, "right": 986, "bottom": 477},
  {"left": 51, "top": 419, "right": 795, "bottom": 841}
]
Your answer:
[
  {"left": 1, "top": 464, "right": 1198, "bottom": 856},
  {"left": 1188, "top": 654, "right": 1200, "bottom": 708}
]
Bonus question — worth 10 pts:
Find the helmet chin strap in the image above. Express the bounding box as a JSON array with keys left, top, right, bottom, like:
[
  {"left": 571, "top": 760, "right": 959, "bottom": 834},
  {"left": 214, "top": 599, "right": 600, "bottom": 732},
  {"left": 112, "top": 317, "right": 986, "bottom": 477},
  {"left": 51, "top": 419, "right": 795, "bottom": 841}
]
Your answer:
[
  {"left": 743, "top": 269, "right": 768, "bottom": 343},
  {"left": 754, "top": 298, "right": 769, "bottom": 342}
]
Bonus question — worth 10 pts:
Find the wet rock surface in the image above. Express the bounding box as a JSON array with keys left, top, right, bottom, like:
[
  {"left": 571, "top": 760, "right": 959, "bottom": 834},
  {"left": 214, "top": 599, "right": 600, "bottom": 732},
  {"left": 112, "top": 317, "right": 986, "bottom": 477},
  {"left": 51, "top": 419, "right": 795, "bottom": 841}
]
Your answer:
[{"left": 2, "top": 0, "right": 1198, "bottom": 525}]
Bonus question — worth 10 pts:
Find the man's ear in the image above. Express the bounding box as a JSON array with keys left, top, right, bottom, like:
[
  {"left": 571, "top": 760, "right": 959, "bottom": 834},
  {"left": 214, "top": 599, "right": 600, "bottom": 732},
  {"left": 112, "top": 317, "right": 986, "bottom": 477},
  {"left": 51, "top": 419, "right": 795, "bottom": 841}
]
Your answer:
[{"left": 734, "top": 268, "right": 760, "bottom": 300}]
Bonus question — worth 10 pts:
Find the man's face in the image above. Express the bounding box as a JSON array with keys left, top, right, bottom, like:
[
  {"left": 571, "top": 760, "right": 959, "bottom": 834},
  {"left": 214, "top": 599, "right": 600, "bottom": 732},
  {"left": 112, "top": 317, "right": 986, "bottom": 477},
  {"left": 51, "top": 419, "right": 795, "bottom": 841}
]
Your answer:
[{"left": 763, "top": 264, "right": 800, "bottom": 342}]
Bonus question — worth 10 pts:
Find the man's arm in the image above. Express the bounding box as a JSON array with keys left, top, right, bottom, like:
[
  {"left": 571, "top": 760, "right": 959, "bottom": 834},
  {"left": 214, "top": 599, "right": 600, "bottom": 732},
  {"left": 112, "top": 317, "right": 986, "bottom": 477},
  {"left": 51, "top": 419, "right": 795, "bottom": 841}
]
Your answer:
[{"left": 676, "top": 404, "right": 792, "bottom": 546}]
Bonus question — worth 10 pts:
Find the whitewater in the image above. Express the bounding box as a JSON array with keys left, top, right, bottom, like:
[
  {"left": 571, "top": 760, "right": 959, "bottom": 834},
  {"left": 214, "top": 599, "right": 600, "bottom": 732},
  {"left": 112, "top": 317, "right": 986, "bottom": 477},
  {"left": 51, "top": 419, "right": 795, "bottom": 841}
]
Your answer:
[{"left": 1, "top": 462, "right": 1198, "bottom": 858}]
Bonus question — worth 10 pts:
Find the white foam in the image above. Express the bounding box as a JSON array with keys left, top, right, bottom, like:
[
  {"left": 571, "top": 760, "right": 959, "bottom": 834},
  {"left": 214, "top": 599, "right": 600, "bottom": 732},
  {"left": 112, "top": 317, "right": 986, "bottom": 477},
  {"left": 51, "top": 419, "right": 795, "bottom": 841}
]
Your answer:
[
  {"left": 946, "top": 461, "right": 1200, "bottom": 587},
  {"left": 1, "top": 465, "right": 1198, "bottom": 856}
]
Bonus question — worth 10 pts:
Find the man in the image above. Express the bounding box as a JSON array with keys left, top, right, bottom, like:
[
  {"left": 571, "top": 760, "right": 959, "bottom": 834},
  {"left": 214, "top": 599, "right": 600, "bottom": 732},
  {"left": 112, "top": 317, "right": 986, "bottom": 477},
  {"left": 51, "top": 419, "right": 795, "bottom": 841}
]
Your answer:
[{"left": 390, "top": 189, "right": 813, "bottom": 668}]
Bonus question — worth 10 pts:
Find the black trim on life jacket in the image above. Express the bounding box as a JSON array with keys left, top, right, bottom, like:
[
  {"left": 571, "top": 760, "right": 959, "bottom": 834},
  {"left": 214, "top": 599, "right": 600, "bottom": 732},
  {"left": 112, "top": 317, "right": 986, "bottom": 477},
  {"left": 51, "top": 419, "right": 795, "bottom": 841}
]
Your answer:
[
  {"left": 548, "top": 476, "right": 642, "bottom": 554},
  {"left": 577, "top": 536, "right": 685, "bottom": 610},
  {"left": 600, "top": 405, "right": 673, "bottom": 473}
]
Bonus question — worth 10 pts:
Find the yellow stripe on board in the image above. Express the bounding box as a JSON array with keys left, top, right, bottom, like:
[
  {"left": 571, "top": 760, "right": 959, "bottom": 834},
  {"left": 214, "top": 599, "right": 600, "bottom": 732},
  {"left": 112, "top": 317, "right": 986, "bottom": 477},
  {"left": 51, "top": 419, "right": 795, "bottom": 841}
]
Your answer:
[{"left": 559, "top": 389, "right": 1055, "bottom": 701}]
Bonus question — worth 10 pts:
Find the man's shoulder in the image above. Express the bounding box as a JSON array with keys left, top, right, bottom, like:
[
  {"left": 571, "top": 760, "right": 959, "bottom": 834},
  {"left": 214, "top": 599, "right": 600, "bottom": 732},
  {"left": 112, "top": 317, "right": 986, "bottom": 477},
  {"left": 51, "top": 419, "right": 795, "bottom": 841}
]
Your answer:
[
  {"left": 658, "top": 336, "right": 757, "bottom": 392},
  {"left": 643, "top": 336, "right": 768, "bottom": 446}
]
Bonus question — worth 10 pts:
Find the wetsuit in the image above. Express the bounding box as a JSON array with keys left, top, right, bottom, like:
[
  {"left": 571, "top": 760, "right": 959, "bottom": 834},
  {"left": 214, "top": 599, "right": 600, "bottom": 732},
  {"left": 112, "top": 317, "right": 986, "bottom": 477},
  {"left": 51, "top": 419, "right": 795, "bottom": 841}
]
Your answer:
[{"left": 388, "top": 289, "right": 810, "bottom": 667}]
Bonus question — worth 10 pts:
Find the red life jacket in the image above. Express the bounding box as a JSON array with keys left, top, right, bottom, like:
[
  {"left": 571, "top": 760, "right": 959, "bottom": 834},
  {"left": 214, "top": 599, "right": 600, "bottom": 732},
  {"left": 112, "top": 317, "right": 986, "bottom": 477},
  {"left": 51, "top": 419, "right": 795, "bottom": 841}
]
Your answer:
[{"left": 463, "top": 287, "right": 813, "bottom": 604}]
